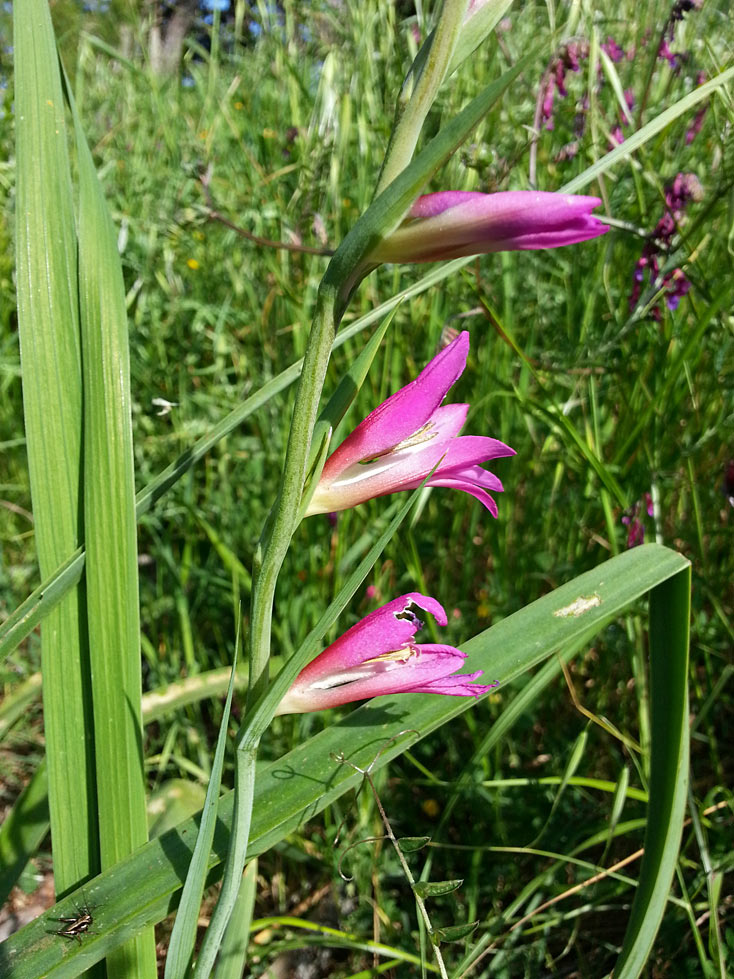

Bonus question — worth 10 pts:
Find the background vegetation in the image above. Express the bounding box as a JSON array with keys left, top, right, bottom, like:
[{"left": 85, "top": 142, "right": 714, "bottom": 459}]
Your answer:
[{"left": 1, "top": 0, "right": 732, "bottom": 975}]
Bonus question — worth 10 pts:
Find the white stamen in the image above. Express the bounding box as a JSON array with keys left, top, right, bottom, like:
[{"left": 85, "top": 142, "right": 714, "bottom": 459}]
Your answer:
[
  {"left": 331, "top": 426, "right": 438, "bottom": 490},
  {"left": 308, "top": 646, "right": 418, "bottom": 690}
]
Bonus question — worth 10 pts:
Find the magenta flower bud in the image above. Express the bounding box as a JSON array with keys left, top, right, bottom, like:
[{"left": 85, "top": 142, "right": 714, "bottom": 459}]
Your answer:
[
  {"left": 305, "top": 331, "right": 515, "bottom": 517},
  {"left": 275, "top": 593, "right": 496, "bottom": 715},
  {"left": 372, "top": 191, "right": 608, "bottom": 263}
]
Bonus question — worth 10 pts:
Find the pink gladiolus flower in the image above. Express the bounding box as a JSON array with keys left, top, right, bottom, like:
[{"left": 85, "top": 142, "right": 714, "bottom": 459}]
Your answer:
[
  {"left": 372, "top": 191, "right": 608, "bottom": 264},
  {"left": 305, "top": 331, "right": 514, "bottom": 517},
  {"left": 275, "top": 593, "right": 495, "bottom": 715}
]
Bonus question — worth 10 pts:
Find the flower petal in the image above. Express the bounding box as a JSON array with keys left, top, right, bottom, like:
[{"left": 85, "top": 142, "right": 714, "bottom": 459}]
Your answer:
[
  {"left": 438, "top": 434, "right": 516, "bottom": 468},
  {"left": 277, "top": 644, "right": 469, "bottom": 712},
  {"left": 427, "top": 471, "right": 502, "bottom": 515},
  {"left": 293, "top": 592, "right": 447, "bottom": 686},
  {"left": 401, "top": 671, "right": 496, "bottom": 696},
  {"left": 319, "top": 332, "right": 469, "bottom": 476},
  {"left": 375, "top": 191, "right": 608, "bottom": 263},
  {"left": 274, "top": 595, "right": 498, "bottom": 716}
]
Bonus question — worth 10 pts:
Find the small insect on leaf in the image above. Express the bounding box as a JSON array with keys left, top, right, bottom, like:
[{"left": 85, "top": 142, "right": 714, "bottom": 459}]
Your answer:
[{"left": 53, "top": 906, "right": 94, "bottom": 943}]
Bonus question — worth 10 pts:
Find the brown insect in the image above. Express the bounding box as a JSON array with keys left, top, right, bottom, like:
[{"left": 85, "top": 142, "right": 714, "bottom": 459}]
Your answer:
[{"left": 53, "top": 904, "right": 94, "bottom": 943}]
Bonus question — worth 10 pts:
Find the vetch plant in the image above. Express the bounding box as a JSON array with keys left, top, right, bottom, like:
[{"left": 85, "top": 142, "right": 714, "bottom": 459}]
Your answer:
[
  {"left": 275, "top": 593, "right": 496, "bottom": 715},
  {"left": 332, "top": 735, "right": 480, "bottom": 979},
  {"left": 306, "top": 330, "right": 514, "bottom": 517},
  {"left": 629, "top": 172, "right": 703, "bottom": 317}
]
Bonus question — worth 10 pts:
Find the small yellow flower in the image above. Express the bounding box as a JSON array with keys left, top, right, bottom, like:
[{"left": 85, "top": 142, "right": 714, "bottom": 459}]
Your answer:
[
  {"left": 187, "top": 258, "right": 200, "bottom": 270},
  {"left": 262, "top": 128, "right": 276, "bottom": 139},
  {"left": 422, "top": 798, "right": 441, "bottom": 819},
  {"left": 234, "top": 101, "right": 244, "bottom": 110}
]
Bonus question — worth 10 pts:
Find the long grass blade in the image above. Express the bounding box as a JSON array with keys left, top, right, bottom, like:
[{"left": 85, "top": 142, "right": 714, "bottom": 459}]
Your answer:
[
  {"left": 0, "top": 765, "right": 50, "bottom": 909},
  {"left": 613, "top": 564, "right": 691, "bottom": 978},
  {"left": 213, "top": 859, "right": 259, "bottom": 979},
  {"left": 13, "top": 0, "right": 97, "bottom": 897},
  {"left": 66, "top": 62, "right": 157, "bottom": 978},
  {"left": 164, "top": 648, "right": 239, "bottom": 979}
]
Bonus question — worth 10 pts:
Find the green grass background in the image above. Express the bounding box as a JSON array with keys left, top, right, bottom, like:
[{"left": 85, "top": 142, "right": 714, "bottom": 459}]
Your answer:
[{"left": 1, "top": 0, "right": 732, "bottom": 975}]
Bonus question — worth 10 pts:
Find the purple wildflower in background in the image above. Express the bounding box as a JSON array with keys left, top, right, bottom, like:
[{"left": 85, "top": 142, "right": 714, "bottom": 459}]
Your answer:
[
  {"left": 609, "top": 125, "right": 625, "bottom": 147},
  {"left": 607, "top": 90, "right": 635, "bottom": 149},
  {"left": 658, "top": 0, "right": 703, "bottom": 71},
  {"left": 686, "top": 72, "right": 709, "bottom": 144},
  {"left": 622, "top": 514, "right": 645, "bottom": 548},
  {"left": 629, "top": 173, "right": 702, "bottom": 317},
  {"left": 601, "top": 36, "right": 625, "bottom": 62},
  {"left": 541, "top": 41, "right": 588, "bottom": 130},
  {"left": 275, "top": 593, "right": 496, "bottom": 715},
  {"left": 658, "top": 38, "right": 682, "bottom": 71},
  {"left": 306, "top": 331, "right": 514, "bottom": 516},
  {"left": 622, "top": 493, "right": 654, "bottom": 548},
  {"left": 665, "top": 268, "right": 692, "bottom": 311},
  {"left": 373, "top": 191, "right": 608, "bottom": 264}
]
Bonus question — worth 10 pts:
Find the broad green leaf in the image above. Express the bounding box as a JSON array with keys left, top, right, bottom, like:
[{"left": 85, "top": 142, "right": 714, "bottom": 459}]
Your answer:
[
  {"left": 14, "top": 0, "right": 96, "bottom": 897},
  {"left": 66, "top": 59, "right": 156, "bottom": 978},
  {"left": 0, "top": 546, "right": 689, "bottom": 979}
]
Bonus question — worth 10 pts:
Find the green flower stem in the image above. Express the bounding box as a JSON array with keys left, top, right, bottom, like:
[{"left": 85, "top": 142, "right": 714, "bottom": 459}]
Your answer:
[
  {"left": 193, "top": 746, "right": 257, "bottom": 976},
  {"left": 196, "top": 286, "right": 339, "bottom": 975},
  {"left": 375, "top": 0, "right": 469, "bottom": 196},
  {"left": 192, "top": 6, "right": 516, "bottom": 952},
  {"left": 246, "top": 288, "right": 338, "bottom": 706}
]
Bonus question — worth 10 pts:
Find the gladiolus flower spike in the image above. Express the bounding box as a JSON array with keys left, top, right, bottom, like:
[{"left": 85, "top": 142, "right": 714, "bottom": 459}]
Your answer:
[
  {"left": 306, "top": 331, "right": 514, "bottom": 517},
  {"left": 275, "top": 593, "right": 496, "bottom": 715},
  {"left": 373, "top": 191, "right": 608, "bottom": 264}
]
